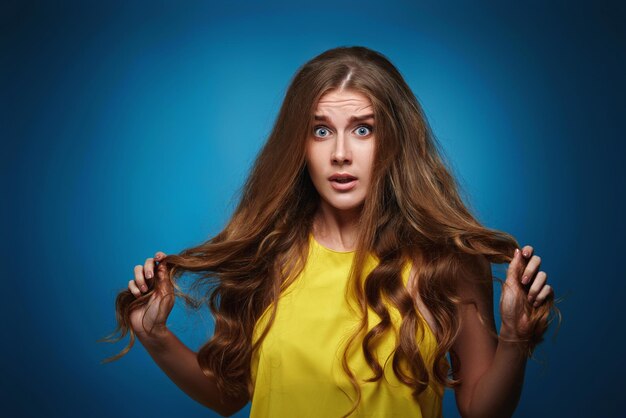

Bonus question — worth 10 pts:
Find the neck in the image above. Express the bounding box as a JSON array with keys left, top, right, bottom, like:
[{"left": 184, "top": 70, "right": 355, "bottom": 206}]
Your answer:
[{"left": 312, "top": 201, "right": 363, "bottom": 251}]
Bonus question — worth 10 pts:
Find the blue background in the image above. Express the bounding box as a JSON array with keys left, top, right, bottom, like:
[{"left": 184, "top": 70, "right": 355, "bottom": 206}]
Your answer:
[{"left": 3, "top": 0, "right": 624, "bottom": 417}]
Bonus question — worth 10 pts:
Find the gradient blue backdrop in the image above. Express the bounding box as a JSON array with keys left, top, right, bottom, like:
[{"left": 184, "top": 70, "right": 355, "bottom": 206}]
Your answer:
[{"left": 3, "top": 0, "right": 624, "bottom": 417}]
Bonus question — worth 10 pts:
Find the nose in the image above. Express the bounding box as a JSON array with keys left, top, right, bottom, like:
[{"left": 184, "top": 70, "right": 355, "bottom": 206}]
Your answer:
[{"left": 331, "top": 133, "right": 352, "bottom": 165}]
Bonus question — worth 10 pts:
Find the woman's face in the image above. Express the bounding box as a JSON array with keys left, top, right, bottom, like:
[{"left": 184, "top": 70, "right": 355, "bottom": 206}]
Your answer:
[{"left": 305, "top": 89, "right": 376, "bottom": 214}]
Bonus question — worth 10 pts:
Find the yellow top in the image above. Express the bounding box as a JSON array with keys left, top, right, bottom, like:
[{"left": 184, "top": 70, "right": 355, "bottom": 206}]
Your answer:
[{"left": 250, "top": 233, "right": 446, "bottom": 418}]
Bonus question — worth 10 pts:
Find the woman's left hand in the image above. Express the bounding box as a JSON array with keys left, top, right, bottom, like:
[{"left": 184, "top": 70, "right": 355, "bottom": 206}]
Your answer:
[{"left": 499, "top": 245, "right": 554, "bottom": 339}]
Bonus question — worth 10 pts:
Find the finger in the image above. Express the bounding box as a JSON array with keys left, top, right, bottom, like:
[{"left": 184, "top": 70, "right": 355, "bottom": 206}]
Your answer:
[
  {"left": 506, "top": 248, "right": 525, "bottom": 284},
  {"left": 532, "top": 284, "right": 553, "bottom": 307},
  {"left": 521, "top": 255, "right": 542, "bottom": 285},
  {"left": 144, "top": 257, "right": 155, "bottom": 282},
  {"left": 527, "top": 271, "right": 547, "bottom": 303},
  {"left": 154, "top": 251, "right": 168, "bottom": 262},
  {"left": 521, "top": 245, "right": 534, "bottom": 260},
  {"left": 133, "top": 265, "right": 148, "bottom": 294},
  {"left": 128, "top": 279, "right": 142, "bottom": 298}
]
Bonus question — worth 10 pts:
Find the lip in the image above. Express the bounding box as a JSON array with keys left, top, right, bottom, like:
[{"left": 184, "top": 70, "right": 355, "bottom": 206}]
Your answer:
[
  {"left": 329, "top": 178, "right": 358, "bottom": 191},
  {"left": 328, "top": 172, "right": 358, "bottom": 191},
  {"left": 328, "top": 172, "right": 357, "bottom": 181}
]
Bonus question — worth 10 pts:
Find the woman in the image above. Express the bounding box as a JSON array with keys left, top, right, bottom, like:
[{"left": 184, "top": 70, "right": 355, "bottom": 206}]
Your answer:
[{"left": 102, "top": 46, "right": 559, "bottom": 418}]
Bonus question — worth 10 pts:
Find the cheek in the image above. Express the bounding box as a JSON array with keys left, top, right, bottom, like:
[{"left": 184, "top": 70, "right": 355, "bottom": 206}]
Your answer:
[
  {"left": 305, "top": 150, "right": 323, "bottom": 177},
  {"left": 362, "top": 149, "right": 376, "bottom": 181},
  {"left": 305, "top": 160, "right": 320, "bottom": 182}
]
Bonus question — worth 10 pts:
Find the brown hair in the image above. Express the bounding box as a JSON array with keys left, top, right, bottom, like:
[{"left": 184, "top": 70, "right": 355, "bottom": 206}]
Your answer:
[{"left": 101, "top": 46, "right": 561, "bottom": 417}]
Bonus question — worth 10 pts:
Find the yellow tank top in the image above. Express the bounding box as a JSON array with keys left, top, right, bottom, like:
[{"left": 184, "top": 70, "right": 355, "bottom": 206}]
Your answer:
[{"left": 250, "top": 233, "right": 445, "bottom": 417}]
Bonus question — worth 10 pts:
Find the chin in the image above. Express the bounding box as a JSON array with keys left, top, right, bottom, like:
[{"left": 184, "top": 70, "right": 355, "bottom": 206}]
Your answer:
[{"left": 322, "top": 197, "right": 365, "bottom": 212}]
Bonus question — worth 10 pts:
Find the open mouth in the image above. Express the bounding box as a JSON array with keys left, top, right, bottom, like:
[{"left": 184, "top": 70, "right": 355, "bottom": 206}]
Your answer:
[
  {"left": 332, "top": 178, "right": 355, "bottom": 183},
  {"left": 329, "top": 174, "right": 357, "bottom": 183},
  {"left": 328, "top": 174, "right": 358, "bottom": 191}
]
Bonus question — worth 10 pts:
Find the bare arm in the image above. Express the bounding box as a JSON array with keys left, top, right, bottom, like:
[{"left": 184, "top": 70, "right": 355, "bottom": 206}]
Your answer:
[
  {"left": 450, "top": 254, "right": 528, "bottom": 418},
  {"left": 463, "top": 333, "right": 527, "bottom": 418},
  {"left": 137, "top": 328, "right": 249, "bottom": 417},
  {"left": 128, "top": 252, "right": 248, "bottom": 417}
]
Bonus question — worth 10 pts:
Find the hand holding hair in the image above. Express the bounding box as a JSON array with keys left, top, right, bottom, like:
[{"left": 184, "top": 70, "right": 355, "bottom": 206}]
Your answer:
[
  {"left": 127, "top": 251, "right": 174, "bottom": 340},
  {"left": 499, "top": 245, "right": 554, "bottom": 345}
]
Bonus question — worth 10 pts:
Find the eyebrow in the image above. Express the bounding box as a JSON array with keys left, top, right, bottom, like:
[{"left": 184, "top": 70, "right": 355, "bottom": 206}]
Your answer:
[{"left": 313, "top": 113, "right": 375, "bottom": 123}]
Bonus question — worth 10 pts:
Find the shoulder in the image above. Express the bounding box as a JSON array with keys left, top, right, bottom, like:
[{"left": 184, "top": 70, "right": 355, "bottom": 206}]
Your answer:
[
  {"left": 458, "top": 252, "right": 491, "bottom": 276},
  {"left": 407, "top": 251, "right": 493, "bottom": 297},
  {"left": 405, "top": 252, "right": 492, "bottom": 335},
  {"left": 454, "top": 252, "right": 493, "bottom": 297}
]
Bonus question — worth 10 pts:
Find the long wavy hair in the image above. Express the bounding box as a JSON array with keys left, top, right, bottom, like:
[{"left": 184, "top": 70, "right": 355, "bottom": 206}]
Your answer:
[{"left": 101, "top": 46, "right": 561, "bottom": 417}]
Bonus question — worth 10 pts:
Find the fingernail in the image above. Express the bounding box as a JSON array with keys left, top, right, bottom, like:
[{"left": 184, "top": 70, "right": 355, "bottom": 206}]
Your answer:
[
  {"left": 146, "top": 272, "right": 153, "bottom": 279},
  {"left": 141, "top": 285, "right": 147, "bottom": 292},
  {"left": 514, "top": 248, "right": 519, "bottom": 256},
  {"left": 523, "top": 251, "right": 529, "bottom": 257},
  {"left": 522, "top": 275, "right": 529, "bottom": 284}
]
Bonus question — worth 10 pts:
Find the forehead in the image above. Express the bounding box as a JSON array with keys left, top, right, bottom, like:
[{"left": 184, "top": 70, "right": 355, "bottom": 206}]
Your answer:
[{"left": 314, "top": 89, "right": 373, "bottom": 113}]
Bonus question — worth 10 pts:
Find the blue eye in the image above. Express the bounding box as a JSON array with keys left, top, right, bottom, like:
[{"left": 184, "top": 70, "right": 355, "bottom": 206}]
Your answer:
[
  {"left": 355, "top": 125, "right": 373, "bottom": 136},
  {"left": 313, "top": 126, "right": 330, "bottom": 137}
]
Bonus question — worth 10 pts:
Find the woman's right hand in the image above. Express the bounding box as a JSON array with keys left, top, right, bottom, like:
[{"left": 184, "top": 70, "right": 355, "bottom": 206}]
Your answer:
[{"left": 127, "top": 251, "right": 175, "bottom": 340}]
